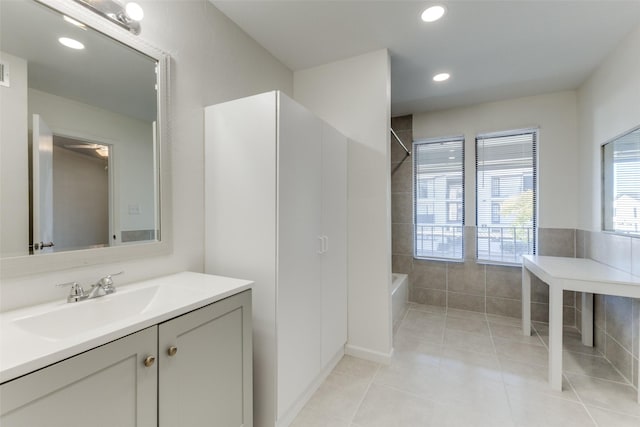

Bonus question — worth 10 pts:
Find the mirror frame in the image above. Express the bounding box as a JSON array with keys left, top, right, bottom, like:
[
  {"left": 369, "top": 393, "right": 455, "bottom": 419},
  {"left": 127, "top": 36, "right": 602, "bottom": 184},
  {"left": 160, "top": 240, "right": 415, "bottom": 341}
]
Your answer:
[
  {"left": 600, "top": 124, "right": 640, "bottom": 238},
  {"left": 0, "top": 0, "right": 172, "bottom": 278}
]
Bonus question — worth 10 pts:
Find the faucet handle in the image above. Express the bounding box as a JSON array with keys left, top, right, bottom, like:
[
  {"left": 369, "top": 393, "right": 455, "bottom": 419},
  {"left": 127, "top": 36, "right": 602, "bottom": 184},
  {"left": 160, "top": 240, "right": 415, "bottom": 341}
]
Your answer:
[
  {"left": 97, "top": 271, "right": 124, "bottom": 291},
  {"left": 56, "top": 282, "right": 86, "bottom": 303}
]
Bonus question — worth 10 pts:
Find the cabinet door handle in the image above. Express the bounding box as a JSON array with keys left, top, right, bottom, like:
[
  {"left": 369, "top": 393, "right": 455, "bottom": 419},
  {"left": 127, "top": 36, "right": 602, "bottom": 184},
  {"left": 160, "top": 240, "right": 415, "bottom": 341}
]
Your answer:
[
  {"left": 167, "top": 346, "right": 178, "bottom": 357},
  {"left": 143, "top": 356, "right": 156, "bottom": 367},
  {"left": 323, "top": 236, "right": 329, "bottom": 253},
  {"left": 317, "top": 236, "right": 324, "bottom": 254}
]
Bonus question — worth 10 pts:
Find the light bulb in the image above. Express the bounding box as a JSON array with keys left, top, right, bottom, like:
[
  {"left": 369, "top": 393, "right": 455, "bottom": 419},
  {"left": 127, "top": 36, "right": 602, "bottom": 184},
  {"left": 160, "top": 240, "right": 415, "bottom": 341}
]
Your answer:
[{"left": 125, "top": 2, "right": 144, "bottom": 21}]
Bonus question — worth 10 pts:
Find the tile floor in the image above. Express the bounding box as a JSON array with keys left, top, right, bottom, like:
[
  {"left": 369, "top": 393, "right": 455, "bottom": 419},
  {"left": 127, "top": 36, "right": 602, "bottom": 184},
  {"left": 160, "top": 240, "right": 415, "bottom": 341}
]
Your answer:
[{"left": 291, "top": 303, "right": 640, "bottom": 426}]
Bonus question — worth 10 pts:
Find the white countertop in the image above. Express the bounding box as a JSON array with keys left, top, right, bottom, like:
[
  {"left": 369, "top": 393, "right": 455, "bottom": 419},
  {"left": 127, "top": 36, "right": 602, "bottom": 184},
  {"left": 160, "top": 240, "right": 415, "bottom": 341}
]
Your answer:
[
  {"left": 0, "top": 272, "right": 252, "bottom": 384},
  {"left": 522, "top": 255, "right": 640, "bottom": 294}
]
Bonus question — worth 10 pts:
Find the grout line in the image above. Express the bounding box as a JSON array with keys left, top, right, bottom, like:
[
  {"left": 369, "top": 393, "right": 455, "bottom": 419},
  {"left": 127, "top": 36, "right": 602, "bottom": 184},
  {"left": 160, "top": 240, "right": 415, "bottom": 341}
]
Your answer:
[
  {"left": 564, "top": 374, "right": 600, "bottom": 427},
  {"left": 347, "top": 361, "right": 382, "bottom": 425}
]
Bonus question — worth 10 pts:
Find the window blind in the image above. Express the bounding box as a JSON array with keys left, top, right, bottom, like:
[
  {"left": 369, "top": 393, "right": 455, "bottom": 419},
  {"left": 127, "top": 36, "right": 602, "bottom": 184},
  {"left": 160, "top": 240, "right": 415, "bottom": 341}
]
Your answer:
[
  {"left": 603, "top": 127, "right": 640, "bottom": 235},
  {"left": 476, "top": 129, "right": 537, "bottom": 264},
  {"left": 413, "top": 136, "right": 464, "bottom": 260}
]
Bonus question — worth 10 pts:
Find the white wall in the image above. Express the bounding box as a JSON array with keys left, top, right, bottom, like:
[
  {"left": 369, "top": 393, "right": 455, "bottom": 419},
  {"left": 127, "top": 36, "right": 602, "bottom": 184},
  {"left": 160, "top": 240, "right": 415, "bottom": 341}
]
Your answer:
[
  {"left": 0, "top": 51, "right": 29, "bottom": 258},
  {"left": 0, "top": 0, "right": 293, "bottom": 312},
  {"left": 413, "top": 91, "right": 579, "bottom": 229},
  {"left": 294, "top": 49, "right": 393, "bottom": 362},
  {"left": 577, "top": 24, "right": 640, "bottom": 231},
  {"left": 28, "top": 88, "right": 155, "bottom": 236}
]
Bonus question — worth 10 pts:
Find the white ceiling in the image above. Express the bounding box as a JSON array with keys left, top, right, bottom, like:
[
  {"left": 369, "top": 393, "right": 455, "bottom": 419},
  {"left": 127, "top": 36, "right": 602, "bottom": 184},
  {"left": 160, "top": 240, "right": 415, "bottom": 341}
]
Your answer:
[{"left": 212, "top": 1, "right": 640, "bottom": 116}]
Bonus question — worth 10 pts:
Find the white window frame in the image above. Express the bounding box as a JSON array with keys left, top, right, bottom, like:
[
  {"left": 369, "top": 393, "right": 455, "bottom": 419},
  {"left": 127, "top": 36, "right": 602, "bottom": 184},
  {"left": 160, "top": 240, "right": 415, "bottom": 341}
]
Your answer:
[
  {"left": 475, "top": 128, "right": 538, "bottom": 266},
  {"left": 413, "top": 135, "right": 465, "bottom": 261}
]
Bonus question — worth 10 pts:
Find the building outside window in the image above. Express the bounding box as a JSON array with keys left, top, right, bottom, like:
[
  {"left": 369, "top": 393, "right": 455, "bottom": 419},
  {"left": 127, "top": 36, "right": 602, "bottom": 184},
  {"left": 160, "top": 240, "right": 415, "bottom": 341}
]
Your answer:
[
  {"left": 476, "top": 129, "right": 537, "bottom": 264},
  {"left": 413, "top": 136, "right": 464, "bottom": 260}
]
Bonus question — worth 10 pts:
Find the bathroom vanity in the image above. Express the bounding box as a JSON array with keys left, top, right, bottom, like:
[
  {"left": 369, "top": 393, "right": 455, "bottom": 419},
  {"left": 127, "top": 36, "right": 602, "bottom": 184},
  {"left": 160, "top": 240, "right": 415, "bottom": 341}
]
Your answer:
[{"left": 0, "top": 272, "right": 253, "bottom": 426}]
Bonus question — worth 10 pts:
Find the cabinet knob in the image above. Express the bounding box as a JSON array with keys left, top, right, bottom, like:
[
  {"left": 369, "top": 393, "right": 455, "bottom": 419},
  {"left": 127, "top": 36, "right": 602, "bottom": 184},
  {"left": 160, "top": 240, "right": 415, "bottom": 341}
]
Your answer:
[
  {"left": 167, "top": 346, "right": 178, "bottom": 357},
  {"left": 143, "top": 356, "right": 155, "bottom": 367}
]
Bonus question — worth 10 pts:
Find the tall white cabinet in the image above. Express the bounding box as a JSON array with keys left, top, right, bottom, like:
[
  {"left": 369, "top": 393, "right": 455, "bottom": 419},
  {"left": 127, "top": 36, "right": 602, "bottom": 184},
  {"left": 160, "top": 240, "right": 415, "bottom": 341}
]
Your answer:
[{"left": 204, "top": 91, "right": 347, "bottom": 427}]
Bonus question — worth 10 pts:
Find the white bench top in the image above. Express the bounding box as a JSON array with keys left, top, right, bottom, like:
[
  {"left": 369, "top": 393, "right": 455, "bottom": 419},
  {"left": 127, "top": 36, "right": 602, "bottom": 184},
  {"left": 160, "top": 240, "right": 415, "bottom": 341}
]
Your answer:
[{"left": 522, "top": 255, "right": 640, "bottom": 297}]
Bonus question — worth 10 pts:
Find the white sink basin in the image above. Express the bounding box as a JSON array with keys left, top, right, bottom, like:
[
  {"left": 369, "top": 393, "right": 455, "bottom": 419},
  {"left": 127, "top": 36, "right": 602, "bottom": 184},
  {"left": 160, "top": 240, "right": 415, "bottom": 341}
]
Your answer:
[{"left": 14, "top": 286, "right": 160, "bottom": 340}]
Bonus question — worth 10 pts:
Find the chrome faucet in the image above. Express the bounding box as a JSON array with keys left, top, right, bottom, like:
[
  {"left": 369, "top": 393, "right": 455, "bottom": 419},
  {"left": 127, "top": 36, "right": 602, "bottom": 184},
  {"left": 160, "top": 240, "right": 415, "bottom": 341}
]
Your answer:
[{"left": 57, "top": 272, "right": 124, "bottom": 303}]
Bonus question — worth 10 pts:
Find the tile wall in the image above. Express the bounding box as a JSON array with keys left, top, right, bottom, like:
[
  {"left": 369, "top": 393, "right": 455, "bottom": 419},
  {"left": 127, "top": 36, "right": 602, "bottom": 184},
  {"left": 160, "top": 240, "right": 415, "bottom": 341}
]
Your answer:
[{"left": 576, "top": 230, "right": 640, "bottom": 388}]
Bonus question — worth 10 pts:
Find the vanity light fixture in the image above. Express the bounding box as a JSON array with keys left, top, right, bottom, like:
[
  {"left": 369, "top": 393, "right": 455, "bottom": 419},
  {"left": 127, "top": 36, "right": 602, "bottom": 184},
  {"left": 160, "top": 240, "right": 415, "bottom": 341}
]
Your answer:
[
  {"left": 433, "top": 72, "right": 450, "bottom": 82},
  {"left": 96, "top": 146, "right": 109, "bottom": 157},
  {"left": 58, "top": 37, "right": 85, "bottom": 50},
  {"left": 421, "top": 5, "right": 446, "bottom": 23},
  {"left": 63, "top": 15, "right": 87, "bottom": 29},
  {"left": 72, "top": 0, "right": 144, "bottom": 35}
]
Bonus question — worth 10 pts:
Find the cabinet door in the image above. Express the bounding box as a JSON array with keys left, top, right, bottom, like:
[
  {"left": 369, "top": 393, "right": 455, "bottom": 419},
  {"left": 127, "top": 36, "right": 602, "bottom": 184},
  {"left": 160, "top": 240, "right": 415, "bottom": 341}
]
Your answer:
[
  {"left": 0, "top": 327, "right": 157, "bottom": 427},
  {"left": 320, "top": 124, "right": 348, "bottom": 367},
  {"left": 276, "top": 94, "right": 323, "bottom": 418},
  {"left": 158, "top": 290, "right": 252, "bottom": 427}
]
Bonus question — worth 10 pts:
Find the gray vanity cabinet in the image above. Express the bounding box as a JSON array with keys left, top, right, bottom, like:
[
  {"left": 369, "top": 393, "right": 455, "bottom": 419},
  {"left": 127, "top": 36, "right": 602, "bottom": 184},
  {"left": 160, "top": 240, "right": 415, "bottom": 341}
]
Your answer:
[
  {"left": 0, "top": 326, "right": 158, "bottom": 427},
  {"left": 0, "top": 290, "right": 252, "bottom": 427},
  {"left": 158, "top": 289, "right": 253, "bottom": 427}
]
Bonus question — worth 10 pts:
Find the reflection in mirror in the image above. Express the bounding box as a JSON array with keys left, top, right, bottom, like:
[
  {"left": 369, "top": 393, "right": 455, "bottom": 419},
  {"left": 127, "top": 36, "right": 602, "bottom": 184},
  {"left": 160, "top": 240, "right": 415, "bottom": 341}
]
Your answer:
[
  {"left": 602, "top": 126, "right": 640, "bottom": 236},
  {"left": 0, "top": 0, "right": 160, "bottom": 258}
]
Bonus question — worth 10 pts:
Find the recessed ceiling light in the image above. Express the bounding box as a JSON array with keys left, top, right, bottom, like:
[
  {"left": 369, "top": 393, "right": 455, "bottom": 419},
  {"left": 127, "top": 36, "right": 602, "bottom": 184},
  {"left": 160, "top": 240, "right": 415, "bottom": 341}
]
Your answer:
[
  {"left": 58, "top": 37, "right": 85, "bottom": 50},
  {"left": 433, "top": 72, "right": 450, "bottom": 82},
  {"left": 63, "top": 15, "right": 86, "bottom": 29},
  {"left": 421, "top": 5, "right": 446, "bottom": 23}
]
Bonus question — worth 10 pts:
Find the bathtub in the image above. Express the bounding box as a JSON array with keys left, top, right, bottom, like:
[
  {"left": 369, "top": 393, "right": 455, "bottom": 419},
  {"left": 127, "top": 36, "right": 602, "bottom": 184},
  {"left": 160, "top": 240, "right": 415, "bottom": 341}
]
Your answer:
[{"left": 391, "top": 273, "right": 409, "bottom": 333}]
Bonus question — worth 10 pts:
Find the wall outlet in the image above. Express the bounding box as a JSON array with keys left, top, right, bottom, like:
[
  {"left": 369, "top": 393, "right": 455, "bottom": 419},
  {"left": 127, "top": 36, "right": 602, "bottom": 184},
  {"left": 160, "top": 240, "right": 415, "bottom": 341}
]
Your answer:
[{"left": 128, "top": 204, "right": 141, "bottom": 215}]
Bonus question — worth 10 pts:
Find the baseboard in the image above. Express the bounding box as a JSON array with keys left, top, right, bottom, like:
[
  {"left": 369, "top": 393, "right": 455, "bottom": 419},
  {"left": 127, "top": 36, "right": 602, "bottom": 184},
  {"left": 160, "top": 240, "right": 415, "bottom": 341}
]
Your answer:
[
  {"left": 275, "top": 346, "right": 345, "bottom": 427},
  {"left": 345, "top": 343, "right": 393, "bottom": 365}
]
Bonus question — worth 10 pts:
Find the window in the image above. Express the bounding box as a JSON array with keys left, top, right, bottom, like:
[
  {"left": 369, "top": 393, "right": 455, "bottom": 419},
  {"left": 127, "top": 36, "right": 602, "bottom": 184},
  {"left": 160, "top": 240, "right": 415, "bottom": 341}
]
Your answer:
[
  {"left": 476, "top": 129, "right": 537, "bottom": 264},
  {"left": 602, "top": 126, "right": 640, "bottom": 235},
  {"left": 413, "top": 136, "right": 464, "bottom": 260},
  {"left": 491, "top": 202, "right": 501, "bottom": 224}
]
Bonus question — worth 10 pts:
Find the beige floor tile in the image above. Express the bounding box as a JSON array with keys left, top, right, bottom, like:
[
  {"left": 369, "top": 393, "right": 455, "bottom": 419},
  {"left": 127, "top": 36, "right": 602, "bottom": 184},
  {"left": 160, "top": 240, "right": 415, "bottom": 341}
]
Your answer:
[
  {"left": 290, "top": 406, "right": 352, "bottom": 427},
  {"left": 439, "top": 346, "right": 503, "bottom": 383},
  {"left": 397, "top": 310, "right": 446, "bottom": 342},
  {"left": 495, "top": 341, "right": 549, "bottom": 366},
  {"left": 587, "top": 406, "right": 640, "bottom": 427},
  {"left": 332, "top": 355, "right": 380, "bottom": 380},
  {"left": 567, "top": 374, "right": 640, "bottom": 417},
  {"left": 443, "top": 328, "right": 495, "bottom": 354},
  {"left": 446, "top": 308, "right": 488, "bottom": 321},
  {"left": 373, "top": 355, "right": 445, "bottom": 401},
  {"left": 445, "top": 316, "right": 491, "bottom": 335},
  {"left": 507, "top": 391, "right": 596, "bottom": 427},
  {"left": 305, "top": 371, "right": 372, "bottom": 420},
  {"left": 563, "top": 352, "right": 625, "bottom": 382},
  {"left": 295, "top": 303, "right": 633, "bottom": 426},
  {"left": 487, "top": 313, "right": 522, "bottom": 327},
  {"left": 490, "top": 322, "right": 546, "bottom": 346},
  {"left": 500, "top": 359, "right": 579, "bottom": 401},
  {"left": 430, "top": 371, "right": 512, "bottom": 413},
  {"left": 353, "top": 383, "right": 438, "bottom": 427},
  {"left": 538, "top": 328, "right": 604, "bottom": 356},
  {"left": 394, "top": 327, "right": 444, "bottom": 352},
  {"left": 430, "top": 400, "right": 515, "bottom": 427},
  {"left": 407, "top": 302, "right": 447, "bottom": 314}
]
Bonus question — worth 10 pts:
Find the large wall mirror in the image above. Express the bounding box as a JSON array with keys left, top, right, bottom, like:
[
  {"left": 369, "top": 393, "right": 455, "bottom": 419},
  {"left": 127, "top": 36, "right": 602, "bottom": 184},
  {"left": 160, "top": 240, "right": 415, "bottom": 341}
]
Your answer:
[
  {"left": 0, "top": 0, "right": 170, "bottom": 277},
  {"left": 602, "top": 126, "right": 640, "bottom": 237}
]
